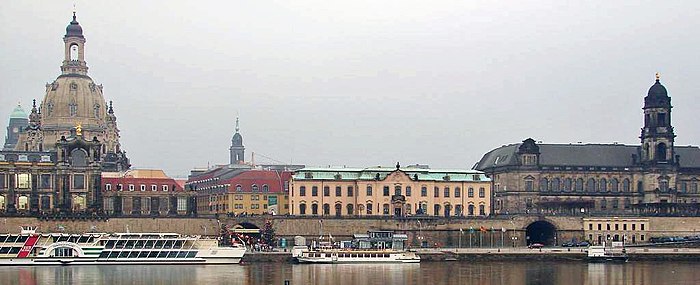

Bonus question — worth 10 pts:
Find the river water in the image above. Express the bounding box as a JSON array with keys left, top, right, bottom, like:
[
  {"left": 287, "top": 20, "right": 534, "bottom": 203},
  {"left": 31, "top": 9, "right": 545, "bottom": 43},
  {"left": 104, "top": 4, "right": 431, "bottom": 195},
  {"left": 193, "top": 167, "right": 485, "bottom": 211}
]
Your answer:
[{"left": 1, "top": 261, "right": 699, "bottom": 285}]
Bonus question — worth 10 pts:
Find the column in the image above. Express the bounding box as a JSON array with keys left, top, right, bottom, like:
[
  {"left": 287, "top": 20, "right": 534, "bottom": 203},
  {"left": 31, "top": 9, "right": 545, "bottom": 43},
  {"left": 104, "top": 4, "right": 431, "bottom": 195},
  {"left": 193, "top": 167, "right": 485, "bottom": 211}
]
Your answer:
[
  {"left": 30, "top": 173, "right": 39, "bottom": 215},
  {"left": 7, "top": 172, "right": 16, "bottom": 213}
]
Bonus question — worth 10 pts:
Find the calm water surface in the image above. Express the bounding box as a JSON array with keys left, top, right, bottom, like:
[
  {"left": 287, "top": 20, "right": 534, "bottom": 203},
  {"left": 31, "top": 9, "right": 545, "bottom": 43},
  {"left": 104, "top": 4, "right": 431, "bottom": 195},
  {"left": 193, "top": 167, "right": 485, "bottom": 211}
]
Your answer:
[{"left": 1, "top": 261, "right": 699, "bottom": 285}]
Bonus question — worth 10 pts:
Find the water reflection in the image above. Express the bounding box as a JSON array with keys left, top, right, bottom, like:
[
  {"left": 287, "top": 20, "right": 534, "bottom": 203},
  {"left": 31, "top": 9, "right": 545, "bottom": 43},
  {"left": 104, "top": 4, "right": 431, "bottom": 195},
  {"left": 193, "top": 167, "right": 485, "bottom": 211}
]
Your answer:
[{"left": 1, "top": 261, "right": 699, "bottom": 285}]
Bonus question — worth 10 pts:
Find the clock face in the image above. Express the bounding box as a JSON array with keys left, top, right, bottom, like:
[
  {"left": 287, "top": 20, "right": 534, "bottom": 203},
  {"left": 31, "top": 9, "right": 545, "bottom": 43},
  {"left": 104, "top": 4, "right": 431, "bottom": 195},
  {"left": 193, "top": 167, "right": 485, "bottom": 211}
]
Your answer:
[{"left": 12, "top": 127, "right": 18, "bottom": 133}]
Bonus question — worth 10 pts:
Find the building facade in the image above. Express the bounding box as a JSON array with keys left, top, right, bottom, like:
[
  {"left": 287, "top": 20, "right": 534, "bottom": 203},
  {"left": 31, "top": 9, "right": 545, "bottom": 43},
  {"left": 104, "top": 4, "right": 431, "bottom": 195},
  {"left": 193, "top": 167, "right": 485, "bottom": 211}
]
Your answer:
[
  {"left": 475, "top": 75, "right": 700, "bottom": 217},
  {"left": 0, "top": 128, "right": 103, "bottom": 215},
  {"left": 3, "top": 103, "right": 29, "bottom": 151},
  {"left": 101, "top": 169, "right": 195, "bottom": 216},
  {"left": 13, "top": 13, "right": 129, "bottom": 172},
  {"left": 289, "top": 164, "right": 492, "bottom": 217}
]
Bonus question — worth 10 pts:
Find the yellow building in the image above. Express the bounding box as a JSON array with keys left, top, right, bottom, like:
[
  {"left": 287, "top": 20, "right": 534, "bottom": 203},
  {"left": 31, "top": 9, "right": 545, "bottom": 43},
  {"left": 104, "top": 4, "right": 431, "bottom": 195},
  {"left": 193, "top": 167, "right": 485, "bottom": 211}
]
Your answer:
[{"left": 289, "top": 164, "right": 491, "bottom": 217}]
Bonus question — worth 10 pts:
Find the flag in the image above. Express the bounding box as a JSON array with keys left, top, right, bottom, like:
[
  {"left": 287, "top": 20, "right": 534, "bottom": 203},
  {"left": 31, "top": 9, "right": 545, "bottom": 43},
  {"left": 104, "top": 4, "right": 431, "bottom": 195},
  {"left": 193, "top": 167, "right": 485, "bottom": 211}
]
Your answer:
[{"left": 480, "top": 226, "right": 487, "bottom": 232}]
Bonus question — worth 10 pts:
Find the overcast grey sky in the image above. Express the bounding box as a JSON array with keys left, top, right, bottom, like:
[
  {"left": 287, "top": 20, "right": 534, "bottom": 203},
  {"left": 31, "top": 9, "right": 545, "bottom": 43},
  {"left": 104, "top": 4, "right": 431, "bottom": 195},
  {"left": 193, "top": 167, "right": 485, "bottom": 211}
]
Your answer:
[{"left": 2, "top": 1, "right": 700, "bottom": 177}]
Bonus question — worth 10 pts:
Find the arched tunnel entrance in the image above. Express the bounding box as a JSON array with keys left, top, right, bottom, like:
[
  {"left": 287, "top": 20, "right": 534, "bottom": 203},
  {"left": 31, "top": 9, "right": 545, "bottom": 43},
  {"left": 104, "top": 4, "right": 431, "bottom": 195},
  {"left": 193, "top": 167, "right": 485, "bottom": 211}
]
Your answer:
[{"left": 525, "top": 221, "right": 557, "bottom": 246}]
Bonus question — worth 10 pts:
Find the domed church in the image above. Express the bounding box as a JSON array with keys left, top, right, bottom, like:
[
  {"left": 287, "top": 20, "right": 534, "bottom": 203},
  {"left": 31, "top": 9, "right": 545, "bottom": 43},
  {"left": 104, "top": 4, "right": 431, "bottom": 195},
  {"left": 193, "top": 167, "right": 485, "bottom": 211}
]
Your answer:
[{"left": 14, "top": 13, "right": 129, "bottom": 171}]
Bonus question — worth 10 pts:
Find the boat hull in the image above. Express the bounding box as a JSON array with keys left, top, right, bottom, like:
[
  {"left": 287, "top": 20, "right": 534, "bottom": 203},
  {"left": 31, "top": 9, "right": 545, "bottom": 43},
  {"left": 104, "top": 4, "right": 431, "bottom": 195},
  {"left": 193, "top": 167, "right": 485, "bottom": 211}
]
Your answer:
[{"left": 0, "top": 257, "right": 243, "bottom": 266}]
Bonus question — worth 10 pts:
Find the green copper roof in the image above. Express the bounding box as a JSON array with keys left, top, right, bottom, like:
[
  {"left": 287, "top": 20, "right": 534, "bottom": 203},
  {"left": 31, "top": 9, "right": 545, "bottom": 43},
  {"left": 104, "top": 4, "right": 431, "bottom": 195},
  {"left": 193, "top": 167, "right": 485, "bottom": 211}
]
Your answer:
[
  {"left": 9, "top": 104, "right": 27, "bottom": 119},
  {"left": 293, "top": 165, "right": 490, "bottom": 182}
]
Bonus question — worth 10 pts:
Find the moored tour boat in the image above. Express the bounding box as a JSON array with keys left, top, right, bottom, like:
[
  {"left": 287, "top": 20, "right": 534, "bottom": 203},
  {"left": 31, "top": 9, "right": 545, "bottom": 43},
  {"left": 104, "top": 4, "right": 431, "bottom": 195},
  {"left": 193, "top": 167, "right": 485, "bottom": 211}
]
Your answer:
[
  {"left": 0, "top": 226, "right": 246, "bottom": 265},
  {"left": 293, "top": 247, "right": 420, "bottom": 264},
  {"left": 587, "top": 245, "right": 628, "bottom": 263}
]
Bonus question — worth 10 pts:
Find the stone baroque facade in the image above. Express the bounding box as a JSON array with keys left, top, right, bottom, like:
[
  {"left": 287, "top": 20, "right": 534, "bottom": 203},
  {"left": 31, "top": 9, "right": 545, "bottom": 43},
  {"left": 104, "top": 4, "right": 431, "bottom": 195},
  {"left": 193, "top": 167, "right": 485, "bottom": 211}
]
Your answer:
[
  {"left": 101, "top": 169, "right": 195, "bottom": 217},
  {"left": 0, "top": 129, "right": 103, "bottom": 215},
  {"left": 14, "top": 13, "right": 129, "bottom": 172},
  {"left": 289, "top": 164, "right": 492, "bottom": 217},
  {"left": 476, "top": 75, "right": 700, "bottom": 217}
]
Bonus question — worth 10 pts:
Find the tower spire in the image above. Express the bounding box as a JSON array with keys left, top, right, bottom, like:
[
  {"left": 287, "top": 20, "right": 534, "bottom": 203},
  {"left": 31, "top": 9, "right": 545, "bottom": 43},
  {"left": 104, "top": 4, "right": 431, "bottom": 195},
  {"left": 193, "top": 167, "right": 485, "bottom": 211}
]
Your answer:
[{"left": 235, "top": 117, "right": 240, "bottom": 133}]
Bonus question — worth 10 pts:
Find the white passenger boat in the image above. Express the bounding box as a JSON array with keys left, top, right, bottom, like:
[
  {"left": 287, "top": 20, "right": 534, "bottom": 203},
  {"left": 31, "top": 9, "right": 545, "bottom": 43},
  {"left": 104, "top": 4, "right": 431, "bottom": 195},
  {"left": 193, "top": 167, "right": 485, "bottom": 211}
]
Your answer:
[
  {"left": 587, "top": 244, "right": 628, "bottom": 263},
  {"left": 292, "top": 230, "right": 420, "bottom": 264},
  {"left": 293, "top": 247, "right": 420, "bottom": 264},
  {"left": 0, "top": 226, "right": 246, "bottom": 265}
]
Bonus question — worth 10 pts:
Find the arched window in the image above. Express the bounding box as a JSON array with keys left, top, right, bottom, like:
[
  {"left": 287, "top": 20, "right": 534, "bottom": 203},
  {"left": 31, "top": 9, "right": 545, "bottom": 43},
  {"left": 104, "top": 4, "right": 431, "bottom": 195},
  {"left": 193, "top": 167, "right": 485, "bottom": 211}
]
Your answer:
[
  {"left": 622, "top": 179, "right": 631, "bottom": 192},
  {"left": 299, "top": 204, "right": 307, "bottom": 215},
  {"left": 382, "top": 204, "right": 390, "bottom": 215},
  {"left": 323, "top": 203, "right": 330, "bottom": 215},
  {"left": 443, "top": 187, "right": 450, "bottom": 197},
  {"left": 334, "top": 203, "right": 342, "bottom": 217},
  {"left": 455, "top": 204, "right": 463, "bottom": 216},
  {"left": 600, "top": 178, "right": 607, "bottom": 192},
  {"left": 236, "top": 185, "right": 242, "bottom": 192},
  {"left": 366, "top": 203, "right": 373, "bottom": 215},
  {"left": 600, "top": 199, "right": 607, "bottom": 210},
  {"left": 552, "top": 178, "right": 560, "bottom": 192},
  {"left": 366, "top": 185, "right": 372, "bottom": 196},
  {"left": 454, "top": 187, "right": 460, "bottom": 198},
  {"left": 468, "top": 204, "right": 475, "bottom": 216},
  {"left": 610, "top": 178, "right": 619, "bottom": 192},
  {"left": 311, "top": 203, "right": 318, "bottom": 215},
  {"left": 575, "top": 178, "right": 584, "bottom": 192},
  {"left": 346, "top": 204, "right": 354, "bottom": 215},
  {"left": 539, "top": 178, "right": 548, "bottom": 192},
  {"left": 564, "top": 178, "right": 573, "bottom": 192},
  {"left": 433, "top": 204, "right": 441, "bottom": 216},
  {"left": 656, "top": 143, "right": 667, "bottom": 161},
  {"left": 70, "top": 44, "right": 79, "bottom": 60},
  {"left": 262, "top": 185, "right": 269, "bottom": 192},
  {"left": 252, "top": 184, "right": 259, "bottom": 192},
  {"left": 586, "top": 178, "right": 596, "bottom": 192}
]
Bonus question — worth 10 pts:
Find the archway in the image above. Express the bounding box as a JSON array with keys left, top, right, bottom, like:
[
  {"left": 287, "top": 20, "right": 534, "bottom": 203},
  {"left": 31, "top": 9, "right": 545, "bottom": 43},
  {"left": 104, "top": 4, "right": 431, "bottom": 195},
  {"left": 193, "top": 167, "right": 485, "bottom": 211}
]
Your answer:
[{"left": 525, "top": 221, "right": 557, "bottom": 246}]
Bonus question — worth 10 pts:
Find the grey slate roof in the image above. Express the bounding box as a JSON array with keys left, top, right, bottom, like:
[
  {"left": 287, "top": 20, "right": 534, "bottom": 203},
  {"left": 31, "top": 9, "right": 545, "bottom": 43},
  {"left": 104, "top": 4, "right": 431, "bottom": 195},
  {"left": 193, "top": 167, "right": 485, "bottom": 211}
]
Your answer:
[{"left": 475, "top": 142, "right": 700, "bottom": 170}]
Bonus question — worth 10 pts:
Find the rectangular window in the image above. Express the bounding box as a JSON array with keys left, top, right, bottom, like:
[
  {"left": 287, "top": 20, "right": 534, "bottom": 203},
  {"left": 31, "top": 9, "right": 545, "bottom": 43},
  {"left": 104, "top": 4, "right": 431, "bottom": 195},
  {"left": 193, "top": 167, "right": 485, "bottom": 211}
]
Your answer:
[
  {"left": 366, "top": 203, "right": 372, "bottom": 215},
  {"left": 312, "top": 186, "right": 318, "bottom": 196},
  {"left": 394, "top": 186, "right": 401, "bottom": 196},
  {"left": 623, "top": 224, "right": 627, "bottom": 231},
  {"left": 106, "top": 184, "right": 112, "bottom": 191},
  {"left": 299, "top": 186, "right": 306, "bottom": 196},
  {"left": 15, "top": 173, "right": 30, "bottom": 189},
  {"left": 421, "top": 187, "right": 427, "bottom": 197},
  {"left": 641, "top": 235, "right": 645, "bottom": 241},
  {"left": 347, "top": 186, "right": 353, "bottom": 197},
  {"left": 434, "top": 187, "right": 439, "bottom": 198},
  {"left": 366, "top": 186, "right": 372, "bottom": 196},
  {"left": 479, "top": 188, "right": 485, "bottom": 198},
  {"left": 641, "top": 224, "right": 645, "bottom": 231},
  {"left": 632, "top": 224, "right": 636, "bottom": 230},
  {"left": 383, "top": 186, "right": 390, "bottom": 196},
  {"left": 324, "top": 186, "right": 330, "bottom": 197},
  {"left": 525, "top": 180, "right": 533, "bottom": 191},
  {"left": 479, "top": 205, "right": 485, "bottom": 216},
  {"left": 454, "top": 188, "right": 460, "bottom": 198},
  {"left": 335, "top": 186, "right": 341, "bottom": 197},
  {"left": 598, "top": 224, "right": 602, "bottom": 231},
  {"left": 468, "top": 188, "right": 474, "bottom": 198},
  {"left": 177, "top": 197, "right": 187, "bottom": 211},
  {"left": 0, "top": 173, "right": 5, "bottom": 189},
  {"left": 589, "top": 224, "right": 593, "bottom": 230},
  {"left": 40, "top": 174, "right": 51, "bottom": 189},
  {"left": 162, "top": 185, "right": 169, "bottom": 192},
  {"left": 406, "top": 186, "right": 411, "bottom": 197},
  {"left": 73, "top": 174, "right": 85, "bottom": 189},
  {"left": 444, "top": 187, "right": 450, "bottom": 198}
]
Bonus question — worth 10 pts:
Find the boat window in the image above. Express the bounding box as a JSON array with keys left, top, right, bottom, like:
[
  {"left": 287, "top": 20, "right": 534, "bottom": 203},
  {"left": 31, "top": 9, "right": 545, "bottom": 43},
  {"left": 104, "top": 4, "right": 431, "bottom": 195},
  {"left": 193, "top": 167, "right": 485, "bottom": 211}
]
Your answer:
[
  {"left": 69, "top": 237, "right": 79, "bottom": 243},
  {"left": 186, "top": 251, "right": 197, "bottom": 258},
  {"left": 105, "top": 240, "right": 115, "bottom": 249},
  {"left": 6, "top": 236, "right": 18, "bottom": 243},
  {"left": 177, "top": 251, "right": 188, "bottom": 258},
  {"left": 128, "top": 251, "right": 141, "bottom": 258},
  {"left": 135, "top": 241, "right": 145, "bottom": 249},
  {"left": 17, "top": 236, "right": 28, "bottom": 243},
  {"left": 118, "top": 251, "right": 130, "bottom": 258},
  {"left": 164, "top": 240, "right": 174, "bottom": 249},
  {"left": 115, "top": 241, "right": 126, "bottom": 249},
  {"left": 0, "top": 235, "right": 7, "bottom": 243},
  {"left": 158, "top": 251, "right": 168, "bottom": 258},
  {"left": 0, "top": 247, "right": 9, "bottom": 254},
  {"left": 126, "top": 241, "right": 136, "bottom": 248},
  {"left": 99, "top": 251, "right": 110, "bottom": 258},
  {"left": 138, "top": 251, "right": 149, "bottom": 258},
  {"left": 78, "top": 236, "right": 89, "bottom": 243},
  {"left": 145, "top": 240, "right": 155, "bottom": 248},
  {"left": 148, "top": 251, "right": 159, "bottom": 258},
  {"left": 155, "top": 241, "right": 164, "bottom": 248},
  {"left": 174, "top": 241, "right": 183, "bottom": 249},
  {"left": 54, "top": 247, "right": 74, "bottom": 257},
  {"left": 167, "top": 251, "right": 178, "bottom": 258}
]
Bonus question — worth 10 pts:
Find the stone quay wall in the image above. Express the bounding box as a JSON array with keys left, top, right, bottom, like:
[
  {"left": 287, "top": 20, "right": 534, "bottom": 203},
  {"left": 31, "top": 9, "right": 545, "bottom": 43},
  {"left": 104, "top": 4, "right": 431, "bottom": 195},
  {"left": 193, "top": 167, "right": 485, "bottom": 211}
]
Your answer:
[{"left": 0, "top": 215, "right": 698, "bottom": 248}]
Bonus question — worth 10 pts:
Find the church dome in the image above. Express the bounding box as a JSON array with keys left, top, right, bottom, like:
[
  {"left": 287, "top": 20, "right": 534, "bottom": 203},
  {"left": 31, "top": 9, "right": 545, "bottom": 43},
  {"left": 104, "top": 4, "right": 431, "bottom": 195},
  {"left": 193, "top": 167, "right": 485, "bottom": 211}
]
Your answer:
[
  {"left": 647, "top": 79, "right": 668, "bottom": 98},
  {"left": 232, "top": 132, "right": 243, "bottom": 146},
  {"left": 9, "top": 104, "right": 27, "bottom": 119},
  {"left": 65, "top": 13, "right": 84, "bottom": 38}
]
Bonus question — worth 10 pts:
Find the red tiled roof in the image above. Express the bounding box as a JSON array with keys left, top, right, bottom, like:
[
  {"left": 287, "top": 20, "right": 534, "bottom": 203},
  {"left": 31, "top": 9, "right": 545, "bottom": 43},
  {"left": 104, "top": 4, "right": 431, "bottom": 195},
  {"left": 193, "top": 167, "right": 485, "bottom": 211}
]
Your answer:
[{"left": 225, "top": 170, "right": 291, "bottom": 193}]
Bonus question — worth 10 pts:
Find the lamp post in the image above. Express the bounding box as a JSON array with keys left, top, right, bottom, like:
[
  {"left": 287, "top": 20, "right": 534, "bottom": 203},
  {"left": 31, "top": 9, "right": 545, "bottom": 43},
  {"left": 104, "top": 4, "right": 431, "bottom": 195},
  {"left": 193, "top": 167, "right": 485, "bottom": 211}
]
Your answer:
[
  {"left": 458, "top": 228, "right": 463, "bottom": 249},
  {"left": 510, "top": 220, "right": 516, "bottom": 247},
  {"left": 417, "top": 220, "right": 423, "bottom": 247}
]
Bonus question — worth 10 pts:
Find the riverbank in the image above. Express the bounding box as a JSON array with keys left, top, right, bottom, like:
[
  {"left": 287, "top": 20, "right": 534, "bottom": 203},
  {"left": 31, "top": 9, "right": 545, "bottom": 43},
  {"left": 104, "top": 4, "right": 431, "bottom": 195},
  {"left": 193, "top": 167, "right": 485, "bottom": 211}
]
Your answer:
[{"left": 241, "top": 247, "right": 700, "bottom": 263}]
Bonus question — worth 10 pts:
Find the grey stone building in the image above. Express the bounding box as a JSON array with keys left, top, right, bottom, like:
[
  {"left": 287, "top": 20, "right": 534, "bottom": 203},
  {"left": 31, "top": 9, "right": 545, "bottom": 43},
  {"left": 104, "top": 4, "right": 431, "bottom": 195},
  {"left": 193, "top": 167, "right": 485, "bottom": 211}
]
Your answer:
[
  {"left": 3, "top": 103, "right": 28, "bottom": 151},
  {"left": 475, "top": 75, "right": 700, "bottom": 217}
]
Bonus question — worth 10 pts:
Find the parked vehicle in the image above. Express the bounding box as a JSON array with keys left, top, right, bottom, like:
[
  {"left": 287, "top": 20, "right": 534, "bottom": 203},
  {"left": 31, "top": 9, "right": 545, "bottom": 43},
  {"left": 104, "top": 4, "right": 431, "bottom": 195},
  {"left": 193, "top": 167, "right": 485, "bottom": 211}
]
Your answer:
[
  {"left": 528, "top": 243, "right": 544, "bottom": 249},
  {"left": 576, "top": 241, "right": 591, "bottom": 247}
]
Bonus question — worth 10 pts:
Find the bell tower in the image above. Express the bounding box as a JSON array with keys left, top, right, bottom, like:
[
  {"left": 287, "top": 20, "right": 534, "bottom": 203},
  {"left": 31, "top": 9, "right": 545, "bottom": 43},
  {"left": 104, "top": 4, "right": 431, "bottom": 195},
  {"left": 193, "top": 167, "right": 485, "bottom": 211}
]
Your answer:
[
  {"left": 61, "top": 12, "right": 88, "bottom": 75},
  {"left": 640, "top": 73, "right": 675, "bottom": 164},
  {"left": 229, "top": 117, "right": 245, "bottom": 164}
]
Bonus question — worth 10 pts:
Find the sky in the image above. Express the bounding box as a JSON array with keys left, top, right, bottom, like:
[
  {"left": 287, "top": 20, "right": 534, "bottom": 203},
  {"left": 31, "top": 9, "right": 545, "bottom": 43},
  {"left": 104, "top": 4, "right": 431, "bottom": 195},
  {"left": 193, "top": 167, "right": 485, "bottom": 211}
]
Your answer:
[{"left": 2, "top": 1, "right": 700, "bottom": 178}]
